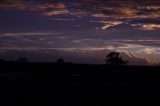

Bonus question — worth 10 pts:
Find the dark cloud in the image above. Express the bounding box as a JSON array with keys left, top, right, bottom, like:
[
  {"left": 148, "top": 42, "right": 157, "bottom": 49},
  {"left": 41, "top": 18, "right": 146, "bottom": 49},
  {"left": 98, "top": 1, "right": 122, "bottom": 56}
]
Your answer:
[{"left": 0, "top": 0, "right": 160, "bottom": 30}]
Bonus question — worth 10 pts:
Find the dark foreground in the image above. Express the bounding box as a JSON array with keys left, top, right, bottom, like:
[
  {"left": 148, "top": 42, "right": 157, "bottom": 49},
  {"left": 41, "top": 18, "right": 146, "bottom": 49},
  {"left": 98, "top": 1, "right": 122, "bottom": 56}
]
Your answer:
[{"left": 0, "top": 62, "right": 160, "bottom": 105}]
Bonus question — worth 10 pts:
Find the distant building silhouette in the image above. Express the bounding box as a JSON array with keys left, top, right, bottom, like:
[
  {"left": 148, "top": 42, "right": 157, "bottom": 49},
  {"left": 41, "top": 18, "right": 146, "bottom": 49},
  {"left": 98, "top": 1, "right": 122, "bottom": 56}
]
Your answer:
[{"left": 105, "top": 52, "right": 128, "bottom": 65}]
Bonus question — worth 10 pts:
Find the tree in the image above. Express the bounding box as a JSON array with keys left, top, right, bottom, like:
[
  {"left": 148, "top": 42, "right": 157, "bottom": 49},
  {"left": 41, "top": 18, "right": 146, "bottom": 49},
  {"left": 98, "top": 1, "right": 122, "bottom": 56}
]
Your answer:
[
  {"left": 56, "top": 58, "right": 65, "bottom": 64},
  {"left": 0, "top": 58, "right": 5, "bottom": 62},
  {"left": 105, "top": 52, "right": 127, "bottom": 65},
  {"left": 16, "top": 57, "right": 28, "bottom": 63}
]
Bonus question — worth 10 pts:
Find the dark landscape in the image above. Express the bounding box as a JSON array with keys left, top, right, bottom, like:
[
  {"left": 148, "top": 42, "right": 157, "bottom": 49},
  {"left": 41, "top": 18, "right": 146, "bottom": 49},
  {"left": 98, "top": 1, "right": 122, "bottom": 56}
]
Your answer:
[{"left": 0, "top": 61, "right": 160, "bottom": 105}]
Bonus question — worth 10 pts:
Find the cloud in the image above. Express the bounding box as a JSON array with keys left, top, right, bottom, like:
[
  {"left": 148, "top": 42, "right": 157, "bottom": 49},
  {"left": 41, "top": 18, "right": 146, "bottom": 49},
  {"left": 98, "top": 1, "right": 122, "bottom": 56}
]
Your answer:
[
  {"left": 0, "top": 32, "right": 61, "bottom": 37},
  {"left": 112, "top": 39, "right": 160, "bottom": 47},
  {"left": 45, "top": 9, "right": 69, "bottom": 16},
  {"left": 142, "top": 48, "right": 155, "bottom": 54},
  {"left": 131, "top": 23, "right": 160, "bottom": 30},
  {"left": 51, "top": 18, "right": 76, "bottom": 21},
  {"left": 1, "top": 35, "right": 160, "bottom": 64},
  {"left": 91, "top": 20, "right": 124, "bottom": 30},
  {"left": 120, "top": 52, "right": 151, "bottom": 65},
  {"left": 0, "top": 45, "right": 153, "bottom": 65},
  {"left": 0, "top": 0, "right": 160, "bottom": 30},
  {"left": 116, "top": 43, "right": 160, "bottom": 54},
  {"left": 97, "top": 21, "right": 123, "bottom": 30},
  {"left": 0, "top": 1, "right": 67, "bottom": 15}
]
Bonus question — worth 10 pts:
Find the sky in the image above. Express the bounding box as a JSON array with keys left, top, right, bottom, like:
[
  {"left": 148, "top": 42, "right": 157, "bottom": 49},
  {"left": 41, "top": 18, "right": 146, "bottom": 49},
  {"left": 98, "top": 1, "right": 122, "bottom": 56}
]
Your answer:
[{"left": 0, "top": 0, "right": 160, "bottom": 65}]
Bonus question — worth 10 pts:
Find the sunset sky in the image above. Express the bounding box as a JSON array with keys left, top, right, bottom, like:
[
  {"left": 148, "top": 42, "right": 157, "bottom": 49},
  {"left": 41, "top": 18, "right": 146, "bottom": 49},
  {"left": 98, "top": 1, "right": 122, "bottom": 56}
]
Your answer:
[{"left": 0, "top": 0, "right": 160, "bottom": 65}]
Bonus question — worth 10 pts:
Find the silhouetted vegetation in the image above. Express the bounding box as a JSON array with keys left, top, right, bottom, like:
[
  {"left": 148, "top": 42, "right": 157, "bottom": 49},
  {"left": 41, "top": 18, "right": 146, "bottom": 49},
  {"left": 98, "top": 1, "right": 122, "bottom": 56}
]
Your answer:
[
  {"left": 0, "top": 58, "right": 5, "bottom": 62},
  {"left": 56, "top": 58, "right": 65, "bottom": 64},
  {"left": 105, "top": 52, "right": 128, "bottom": 65},
  {"left": 16, "top": 57, "right": 28, "bottom": 62}
]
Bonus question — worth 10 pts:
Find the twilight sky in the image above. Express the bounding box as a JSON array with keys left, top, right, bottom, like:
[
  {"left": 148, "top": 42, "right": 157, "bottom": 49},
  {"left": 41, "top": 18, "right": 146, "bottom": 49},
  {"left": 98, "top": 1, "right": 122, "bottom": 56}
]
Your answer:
[{"left": 0, "top": 0, "right": 160, "bottom": 65}]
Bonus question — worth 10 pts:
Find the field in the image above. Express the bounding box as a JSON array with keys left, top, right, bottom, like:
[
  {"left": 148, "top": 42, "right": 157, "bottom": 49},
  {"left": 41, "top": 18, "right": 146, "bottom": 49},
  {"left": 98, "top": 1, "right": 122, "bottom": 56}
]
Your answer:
[{"left": 0, "top": 62, "right": 160, "bottom": 105}]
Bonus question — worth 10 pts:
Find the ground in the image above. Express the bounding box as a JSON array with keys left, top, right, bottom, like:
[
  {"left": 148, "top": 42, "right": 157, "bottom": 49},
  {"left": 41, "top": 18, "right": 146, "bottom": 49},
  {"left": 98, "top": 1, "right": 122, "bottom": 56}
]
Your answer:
[{"left": 0, "top": 62, "right": 160, "bottom": 105}]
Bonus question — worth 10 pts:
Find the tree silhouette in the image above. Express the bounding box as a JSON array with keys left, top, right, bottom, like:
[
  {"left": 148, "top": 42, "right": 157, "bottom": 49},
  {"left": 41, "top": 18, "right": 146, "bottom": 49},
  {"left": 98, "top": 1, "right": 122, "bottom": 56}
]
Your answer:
[
  {"left": 0, "top": 58, "right": 5, "bottom": 62},
  {"left": 105, "top": 52, "right": 127, "bottom": 65},
  {"left": 56, "top": 58, "right": 65, "bottom": 64},
  {"left": 16, "top": 57, "right": 28, "bottom": 63}
]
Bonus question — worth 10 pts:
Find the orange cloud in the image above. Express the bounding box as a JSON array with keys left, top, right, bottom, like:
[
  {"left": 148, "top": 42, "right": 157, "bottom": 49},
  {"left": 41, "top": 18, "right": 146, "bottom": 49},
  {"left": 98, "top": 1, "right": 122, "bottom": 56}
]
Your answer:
[
  {"left": 101, "top": 21, "right": 123, "bottom": 30},
  {"left": 0, "top": 0, "right": 160, "bottom": 30},
  {"left": 45, "top": 9, "right": 69, "bottom": 16},
  {"left": 131, "top": 23, "right": 160, "bottom": 30}
]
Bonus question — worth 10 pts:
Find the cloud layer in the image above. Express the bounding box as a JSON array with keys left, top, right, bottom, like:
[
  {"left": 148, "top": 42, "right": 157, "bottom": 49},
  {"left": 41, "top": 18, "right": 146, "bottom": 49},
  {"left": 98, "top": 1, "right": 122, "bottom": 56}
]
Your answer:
[
  {"left": 0, "top": 0, "right": 160, "bottom": 30},
  {"left": 0, "top": 32, "right": 160, "bottom": 64}
]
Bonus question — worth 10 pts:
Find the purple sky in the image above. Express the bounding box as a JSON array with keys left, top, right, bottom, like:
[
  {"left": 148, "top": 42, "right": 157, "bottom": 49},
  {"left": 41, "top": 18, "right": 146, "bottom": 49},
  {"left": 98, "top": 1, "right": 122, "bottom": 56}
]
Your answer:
[{"left": 0, "top": 0, "right": 160, "bottom": 65}]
